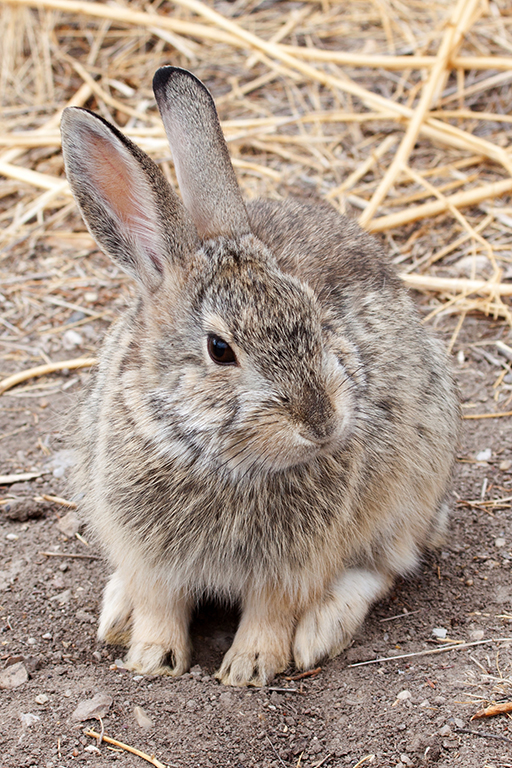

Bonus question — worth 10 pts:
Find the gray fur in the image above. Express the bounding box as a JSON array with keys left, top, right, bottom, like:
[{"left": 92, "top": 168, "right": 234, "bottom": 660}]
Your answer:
[{"left": 61, "top": 67, "right": 460, "bottom": 687}]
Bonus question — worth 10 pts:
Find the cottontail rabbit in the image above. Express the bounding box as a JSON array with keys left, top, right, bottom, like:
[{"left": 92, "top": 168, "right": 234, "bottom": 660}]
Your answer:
[{"left": 60, "top": 67, "right": 459, "bottom": 686}]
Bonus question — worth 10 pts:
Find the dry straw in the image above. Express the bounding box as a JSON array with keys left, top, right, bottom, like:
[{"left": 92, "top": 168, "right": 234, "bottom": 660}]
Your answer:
[{"left": 0, "top": 0, "right": 512, "bottom": 387}]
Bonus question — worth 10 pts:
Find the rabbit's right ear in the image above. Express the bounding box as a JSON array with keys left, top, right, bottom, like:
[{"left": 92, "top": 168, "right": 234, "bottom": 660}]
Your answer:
[
  {"left": 153, "top": 67, "right": 250, "bottom": 240},
  {"left": 60, "top": 107, "right": 198, "bottom": 291}
]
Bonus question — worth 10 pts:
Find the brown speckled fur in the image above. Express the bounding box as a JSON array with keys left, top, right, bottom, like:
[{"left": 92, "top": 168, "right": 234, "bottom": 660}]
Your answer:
[{"left": 60, "top": 67, "right": 460, "bottom": 687}]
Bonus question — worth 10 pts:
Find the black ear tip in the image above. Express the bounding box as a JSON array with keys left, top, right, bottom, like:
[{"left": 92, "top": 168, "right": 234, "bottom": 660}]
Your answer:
[
  {"left": 152, "top": 67, "right": 210, "bottom": 100},
  {"left": 153, "top": 66, "right": 178, "bottom": 95}
]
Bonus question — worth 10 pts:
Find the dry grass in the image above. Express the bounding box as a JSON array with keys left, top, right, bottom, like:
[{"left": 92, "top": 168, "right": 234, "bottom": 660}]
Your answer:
[{"left": 1, "top": 0, "right": 512, "bottom": 384}]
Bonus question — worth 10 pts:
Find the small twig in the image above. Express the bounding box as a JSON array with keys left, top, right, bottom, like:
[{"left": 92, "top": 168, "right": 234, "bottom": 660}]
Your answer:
[
  {"left": 351, "top": 755, "right": 376, "bottom": 768},
  {"left": 39, "top": 551, "right": 101, "bottom": 560},
  {"left": 312, "top": 755, "right": 332, "bottom": 768},
  {"left": 0, "top": 357, "right": 97, "bottom": 396},
  {"left": 455, "top": 726, "right": 512, "bottom": 745},
  {"left": 84, "top": 729, "right": 169, "bottom": 768},
  {"left": 348, "top": 638, "right": 512, "bottom": 667},
  {"left": 380, "top": 609, "right": 421, "bottom": 623},
  {"left": 265, "top": 734, "right": 288, "bottom": 768},
  {"left": 471, "top": 701, "right": 512, "bottom": 720},
  {"left": 267, "top": 687, "right": 300, "bottom": 693},
  {"left": 40, "top": 494, "right": 77, "bottom": 508},
  {"left": 0, "top": 472, "right": 44, "bottom": 484},
  {"left": 463, "top": 411, "right": 512, "bottom": 420},
  {"left": 285, "top": 667, "right": 322, "bottom": 681}
]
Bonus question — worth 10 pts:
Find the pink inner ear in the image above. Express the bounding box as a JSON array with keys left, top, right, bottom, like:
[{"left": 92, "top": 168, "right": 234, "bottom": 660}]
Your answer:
[{"left": 85, "top": 131, "right": 163, "bottom": 271}]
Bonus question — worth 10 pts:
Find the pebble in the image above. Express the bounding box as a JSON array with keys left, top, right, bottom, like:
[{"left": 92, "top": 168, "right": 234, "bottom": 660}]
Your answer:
[
  {"left": 133, "top": 705, "right": 153, "bottom": 730},
  {"left": 43, "top": 449, "right": 76, "bottom": 479},
  {"left": 62, "top": 329, "right": 83, "bottom": 349},
  {"left": 35, "top": 694, "right": 49, "bottom": 705},
  {"left": 56, "top": 511, "right": 80, "bottom": 538},
  {"left": 6, "top": 533, "right": 19, "bottom": 541},
  {"left": 499, "top": 459, "right": 512, "bottom": 472},
  {"left": 470, "top": 629, "right": 484, "bottom": 640},
  {"left": 396, "top": 690, "right": 411, "bottom": 701},
  {"left": 495, "top": 537, "right": 506, "bottom": 548},
  {"left": 19, "top": 712, "right": 40, "bottom": 728},
  {"left": 71, "top": 692, "right": 113, "bottom": 722},
  {"left": 438, "top": 724, "right": 451, "bottom": 736},
  {"left": 476, "top": 448, "right": 492, "bottom": 462},
  {"left": 432, "top": 627, "right": 447, "bottom": 639},
  {"left": 42, "top": 633, "right": 52, "bottom": 640},
  {"left": 0, "top": 661, "right": 29, "bottom": 689}
]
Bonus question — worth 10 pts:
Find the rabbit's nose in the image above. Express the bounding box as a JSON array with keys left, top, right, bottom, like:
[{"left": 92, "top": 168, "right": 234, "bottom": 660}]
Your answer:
[{"left": 294, "top": 384, "right": 336, "bottom": 443}]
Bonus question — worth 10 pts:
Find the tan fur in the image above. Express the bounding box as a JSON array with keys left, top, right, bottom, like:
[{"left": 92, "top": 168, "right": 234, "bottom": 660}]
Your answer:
[{"left": 61, "top": 67, "right": 460, "bottom": 687}]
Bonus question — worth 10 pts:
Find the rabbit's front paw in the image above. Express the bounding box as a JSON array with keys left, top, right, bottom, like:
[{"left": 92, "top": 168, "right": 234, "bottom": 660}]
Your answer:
[
  {"left": 215, "top": 643, "right": 288, "bottom": 687},
  {"left": 293, "top": 569, "right": 392, "bottom": 670},
  {"left": 125, "top": 641, "right": 190, "bottom": 676}
]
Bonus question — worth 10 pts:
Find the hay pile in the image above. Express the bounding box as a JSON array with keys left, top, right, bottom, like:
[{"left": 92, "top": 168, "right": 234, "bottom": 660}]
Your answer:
[{"left": 0, "top": 0, "right": 512, "bottom": 387}]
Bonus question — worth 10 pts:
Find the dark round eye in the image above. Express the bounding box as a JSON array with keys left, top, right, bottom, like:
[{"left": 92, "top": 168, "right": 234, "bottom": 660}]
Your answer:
[{"left": 207, "top": 334, "right": 237, "bottom": 366}]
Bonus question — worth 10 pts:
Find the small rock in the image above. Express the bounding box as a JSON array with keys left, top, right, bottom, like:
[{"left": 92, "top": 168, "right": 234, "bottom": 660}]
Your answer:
[
  {"left": 43, "top": 449, "right": 76, "bottom": 479},
  {"left": 84, "top": 744, "right": 101, "bottom": 754},
  {"left": 0, "top": 661, "right": 28, "bottom": 689},
  {"left": 133, "top": 705, "right": 153, "bottom": 730},
  {"left": 396, "top": 690, "right": 411, "bottom": 701},
  {"left": 189, "top": 664, "right": 203, "bottom": 678},
  {"left": 438, "top": 724, "right": 451, "bottom": 737},
  {"left": 35, "top": 694, "right": 48, "bottom": 705},
  {"left": 49, "top": 589, "right": 72, "bottom": 605},
  {"left": 71, "top": 692, "right": 113, "bottom": 722},
  {"left": 42, "top": 632, "right": 52, "bottom": 640},
  {"left": 62, "top": 329, "right": 83, "bottom": 349},
  {"left": 465, "top": 578, "right": 474, "bottom": 586},
  {"left": 453, "top": 718, "right": 464, "bottom": 729},
  {"left": 400, "top": 755, "right": 413, "bottom": 766},
  {"left": 186, "top": 699, "right": 197, "bottom": 710},
  {"left": 469, "top": 629, "right": 484, "bottom": 640},
  {"left": 75, "top": 611, "right": 95, "bottom": 623},
  {"left": 92, "top": 651, "right": 102, "bottom": 662},
  {"left": 495, "top": 537, "right": 506, "bottom": 548},
  {"left": 499, "top": 460, "right": 512, "bottom": 472},
  {"left": 6, "top": 533, "right": 18, "bottom": 541},
  {"left": 2, "top": 498, "right": 49, "bottom": 522},
  {"left": 476, "top": 448, "right": 492, "bottom": 462},
  {"left": 432, "top": 627, "right": 447, "bottom": 639},
  {"left": 19, "top": 712, "right": 40, "bottom": 728},
  {"left": 56, "top": 511, "right": 80, "bottom": 538}
]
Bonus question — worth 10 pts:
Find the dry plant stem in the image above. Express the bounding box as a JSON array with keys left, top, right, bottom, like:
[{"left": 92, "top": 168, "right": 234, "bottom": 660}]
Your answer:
[
  {"left": 6, "top": 0, "right": 511, "bottom": 70},
  {"left": 39, "top": 551, "right": 101, "bottom": 559},
  {"left": 471, "top": 701, "right": 512, "bottom": 720},
  {"left": 0, "top": 472, "right": 43, "bottom": 484},
  {"left": 6, "top": 0, "right": 512, "bottom": 179},
  {"left": 0, "top": 357, "right": 97, "bottom": 395},
  {"left": 84, "top": 729, "right": 168, "bottom": 768},
  {"left": 349, "top": 638, "right": 512, "bottom": 667},
  {"left": 463, "top": 411, "right": 512, "bottom": 420},
  {"left": 368, "top": 178, "right": 512, "bottom": 233},
  {"left": 326, "top": 135, "right": 398, "bottom": 200},
  {"left": 358, "top": 0, "right": 481, "bottom": 228}
]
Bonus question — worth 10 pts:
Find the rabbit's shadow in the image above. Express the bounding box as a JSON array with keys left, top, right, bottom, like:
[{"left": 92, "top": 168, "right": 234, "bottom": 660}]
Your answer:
[{"left": 189, "top": 599, "right": 240, "bottom": 673}]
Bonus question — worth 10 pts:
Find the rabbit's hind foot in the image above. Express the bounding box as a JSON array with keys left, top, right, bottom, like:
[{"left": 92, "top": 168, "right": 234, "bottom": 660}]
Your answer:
[{"left": 293, "top": 568, "right": 393, "bottom": 671}]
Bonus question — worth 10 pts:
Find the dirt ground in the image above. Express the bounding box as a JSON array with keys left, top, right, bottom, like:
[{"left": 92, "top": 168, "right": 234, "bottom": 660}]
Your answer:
[{"left": 0, "top": 280, "right": 512, "bottom": 768}]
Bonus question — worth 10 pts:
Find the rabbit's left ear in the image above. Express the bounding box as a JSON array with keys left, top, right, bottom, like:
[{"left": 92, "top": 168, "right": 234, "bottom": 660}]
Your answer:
[
  {"left": 153, "top": 67, "right": 251, "bottom": 240},
  {"left": 61, "top": 107, "right": 198, "bottom": 291}
]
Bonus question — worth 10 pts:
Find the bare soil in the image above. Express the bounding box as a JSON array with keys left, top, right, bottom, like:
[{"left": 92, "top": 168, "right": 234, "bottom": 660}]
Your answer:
[{"left": 1, "top": 300, "right": 512, "bottom": 768}]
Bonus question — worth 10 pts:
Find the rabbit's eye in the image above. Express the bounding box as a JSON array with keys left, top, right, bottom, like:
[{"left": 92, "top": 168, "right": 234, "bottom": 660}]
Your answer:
[{"left": 207, "top": 334, "right": 237, "bottom": 366}]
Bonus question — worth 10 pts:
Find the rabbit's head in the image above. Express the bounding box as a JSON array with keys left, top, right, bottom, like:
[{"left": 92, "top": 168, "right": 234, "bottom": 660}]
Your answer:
[{"left": 61, "top": 68, "right": 356, "bottom": 479}]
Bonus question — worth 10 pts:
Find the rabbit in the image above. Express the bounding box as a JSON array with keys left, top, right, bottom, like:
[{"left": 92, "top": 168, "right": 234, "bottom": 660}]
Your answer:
[{"left": 60, "top": 66, "right": 460, "bottom": 687}]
